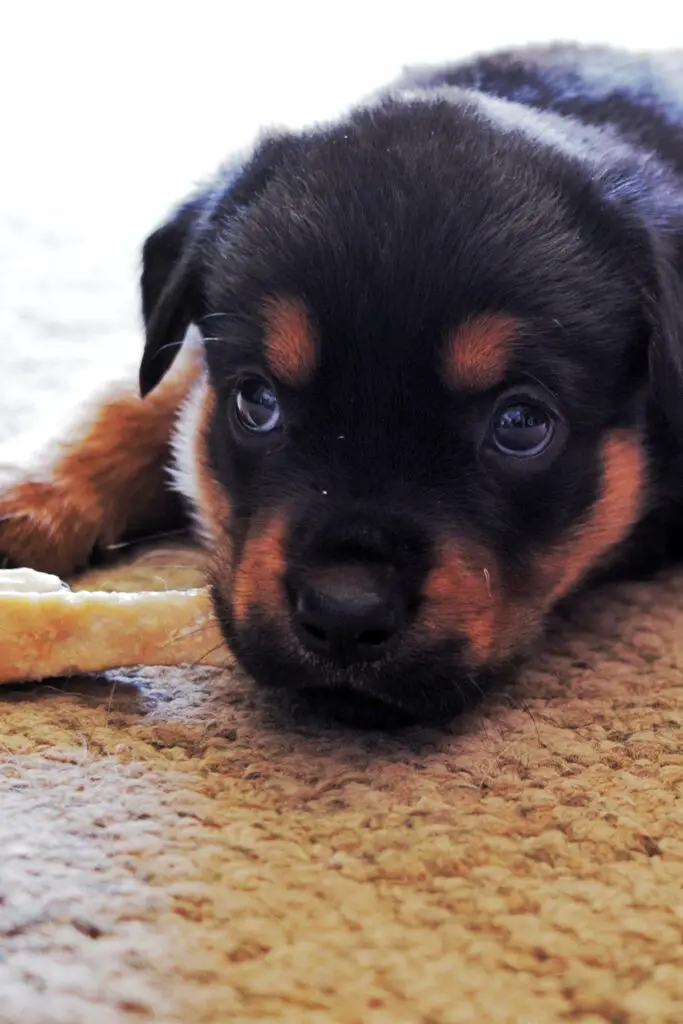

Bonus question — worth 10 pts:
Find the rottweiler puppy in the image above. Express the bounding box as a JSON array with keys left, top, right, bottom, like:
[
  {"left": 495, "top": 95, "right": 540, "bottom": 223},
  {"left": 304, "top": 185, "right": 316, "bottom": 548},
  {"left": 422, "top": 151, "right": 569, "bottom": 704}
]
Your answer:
[{"left": 3, "top": 44, "right": 683, "bottom": 725}]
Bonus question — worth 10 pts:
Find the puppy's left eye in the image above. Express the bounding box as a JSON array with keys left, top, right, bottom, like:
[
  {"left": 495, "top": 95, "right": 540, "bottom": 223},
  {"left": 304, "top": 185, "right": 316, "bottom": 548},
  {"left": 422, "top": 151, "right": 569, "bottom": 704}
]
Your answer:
[
  {"left": 235, "top": 377, "right": 281, "bottom": 433},
  {"left": 491, "top": 400, "right": 555, "bottom": 456}
]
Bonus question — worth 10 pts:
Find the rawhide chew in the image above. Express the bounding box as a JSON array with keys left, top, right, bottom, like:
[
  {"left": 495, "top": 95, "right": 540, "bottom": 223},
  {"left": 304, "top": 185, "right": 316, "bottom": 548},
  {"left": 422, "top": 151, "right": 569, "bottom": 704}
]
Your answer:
[{"left": 0, "top": 568, "right": 227, "bottom": 684}]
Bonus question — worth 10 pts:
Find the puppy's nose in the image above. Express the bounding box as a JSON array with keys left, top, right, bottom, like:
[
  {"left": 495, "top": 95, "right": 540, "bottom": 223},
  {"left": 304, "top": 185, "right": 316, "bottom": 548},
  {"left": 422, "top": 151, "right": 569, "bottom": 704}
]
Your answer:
[{"left": 291, "top": 566, "right": 403, "bottom": 664}]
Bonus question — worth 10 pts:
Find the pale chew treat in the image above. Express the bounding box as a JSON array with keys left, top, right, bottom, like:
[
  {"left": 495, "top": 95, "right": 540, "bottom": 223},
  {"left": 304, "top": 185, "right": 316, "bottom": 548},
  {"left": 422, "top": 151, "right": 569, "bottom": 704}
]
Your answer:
[{"left": 0, "top": 568, "right": 228, "bottom": 684}]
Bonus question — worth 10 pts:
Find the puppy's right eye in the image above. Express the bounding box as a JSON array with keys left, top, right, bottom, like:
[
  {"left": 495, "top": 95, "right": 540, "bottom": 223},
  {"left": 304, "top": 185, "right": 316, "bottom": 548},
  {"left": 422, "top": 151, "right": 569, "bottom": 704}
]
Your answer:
[
  {"left": 234, "top": 377, "right": 281, "bottom": 433},
  {"left": 490, "top": 400, "right": 554, "bottom": 457}
]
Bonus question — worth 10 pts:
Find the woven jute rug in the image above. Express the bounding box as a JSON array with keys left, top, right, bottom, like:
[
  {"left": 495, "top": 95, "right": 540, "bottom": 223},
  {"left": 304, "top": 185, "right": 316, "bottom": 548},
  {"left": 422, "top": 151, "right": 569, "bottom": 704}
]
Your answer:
[{"left": 2, "top": 111, "right": 683, "bottom": 1024}]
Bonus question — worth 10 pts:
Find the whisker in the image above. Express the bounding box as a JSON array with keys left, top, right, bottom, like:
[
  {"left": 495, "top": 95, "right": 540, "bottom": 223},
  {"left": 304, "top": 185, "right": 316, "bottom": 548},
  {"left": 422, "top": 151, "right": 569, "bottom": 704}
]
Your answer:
[
  {"left": 104, "top": 678, "right": 118, "bottom": 727},
  {"left": 197, "top": 312, "right": 229, "bottom": 323},
  {"left": 465, "top": 672, "right": 495, "bottom": 741},
  {"left": 113, "top": 569, "right": 201, "bottom": 582},
  {"left": 158, "top": 622, "right": 219, "bottom": 648},
  {"left": 190, "top": 641, "right": 229, "bottom": 668},
  {"left": 148, "top": 339, "right": 186, "bottom": 360},
  {"left": 503, "top": 692, "right": 544, "bottom": 746},
  {"left": 519, "top": 369, "right": 559, "bottom": 400},
  {"left": 105, "top": 529, "right": 189, "bottom": 552}
]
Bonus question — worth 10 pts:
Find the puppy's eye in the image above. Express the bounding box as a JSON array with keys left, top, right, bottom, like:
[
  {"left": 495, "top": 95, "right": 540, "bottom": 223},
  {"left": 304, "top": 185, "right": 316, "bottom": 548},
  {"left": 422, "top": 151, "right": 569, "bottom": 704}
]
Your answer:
[
  {"left": 491, "top": 401, "right": 554, "bottom": 456},
  {"left": 235, "top": 377, "right": 281, "bottom": 433}
]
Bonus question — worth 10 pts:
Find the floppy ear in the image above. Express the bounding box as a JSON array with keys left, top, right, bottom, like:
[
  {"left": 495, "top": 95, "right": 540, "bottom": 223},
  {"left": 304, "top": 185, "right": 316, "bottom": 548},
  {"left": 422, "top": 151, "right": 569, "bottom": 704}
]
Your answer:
[
  {"left": 644, "top": 231, "right": 683, "bottom": 439},
  {"left": 139, "top": 195, "right": 206, "bottom": 396},
  {"left": 139, "top": 134, "right": 302, "bottom": 397}
]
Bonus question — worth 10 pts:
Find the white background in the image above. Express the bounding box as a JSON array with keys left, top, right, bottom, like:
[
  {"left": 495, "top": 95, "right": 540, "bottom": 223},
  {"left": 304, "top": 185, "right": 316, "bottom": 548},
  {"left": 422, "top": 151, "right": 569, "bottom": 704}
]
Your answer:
[{"left": 2, "top": 1, "right": 680, "bottom": 235}]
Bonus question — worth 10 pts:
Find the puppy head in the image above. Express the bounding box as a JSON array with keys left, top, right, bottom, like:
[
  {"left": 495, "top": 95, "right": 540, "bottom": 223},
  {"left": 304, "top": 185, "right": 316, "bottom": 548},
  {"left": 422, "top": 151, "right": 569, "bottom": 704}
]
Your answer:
[{"left": 139, "top": 98, "right": 681, "bottom": 725}]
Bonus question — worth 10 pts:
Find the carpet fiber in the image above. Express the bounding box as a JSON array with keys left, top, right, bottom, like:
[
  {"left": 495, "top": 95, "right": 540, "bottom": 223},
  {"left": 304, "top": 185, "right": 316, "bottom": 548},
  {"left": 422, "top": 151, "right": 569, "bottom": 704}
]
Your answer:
[{"left": 3, "top": 130, "right": 683, "bottom": 1024}]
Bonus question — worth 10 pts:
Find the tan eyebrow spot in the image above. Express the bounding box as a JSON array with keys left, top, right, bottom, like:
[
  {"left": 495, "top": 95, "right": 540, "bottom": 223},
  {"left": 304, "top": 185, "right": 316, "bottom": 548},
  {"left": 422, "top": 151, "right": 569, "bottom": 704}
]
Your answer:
[
  {"left": 444, "top": 314, "right": 521, "bottom": 390},
  {"left": 262, "top": 296, "right": 317, "bottom": 386}
]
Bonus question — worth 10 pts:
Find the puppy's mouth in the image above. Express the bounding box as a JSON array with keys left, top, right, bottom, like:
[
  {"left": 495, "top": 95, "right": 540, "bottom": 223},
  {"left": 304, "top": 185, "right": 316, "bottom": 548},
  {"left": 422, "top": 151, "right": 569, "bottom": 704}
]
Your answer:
[{"left": 283, "top": 663, "right": 493, "bottom": 728}]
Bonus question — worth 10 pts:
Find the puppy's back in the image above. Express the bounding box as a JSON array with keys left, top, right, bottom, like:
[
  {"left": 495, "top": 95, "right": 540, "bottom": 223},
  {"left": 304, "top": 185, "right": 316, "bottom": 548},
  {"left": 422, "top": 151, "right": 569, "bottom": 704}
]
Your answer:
[{"left": 399, "top": 44, "right": 683, "bottom": 170}]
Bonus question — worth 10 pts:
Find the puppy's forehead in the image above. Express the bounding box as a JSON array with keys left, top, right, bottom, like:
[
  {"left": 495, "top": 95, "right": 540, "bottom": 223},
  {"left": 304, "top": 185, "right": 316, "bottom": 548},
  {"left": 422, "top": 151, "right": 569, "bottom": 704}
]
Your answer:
[
  {"left": 257, "top": 290, "right": 451, "bottom": 398},
  {"left": 204, "top": 100, "right": 641, "bottom": 395},
  {"left": 258, "top": 295, "right": 521, "bottom": 395}
]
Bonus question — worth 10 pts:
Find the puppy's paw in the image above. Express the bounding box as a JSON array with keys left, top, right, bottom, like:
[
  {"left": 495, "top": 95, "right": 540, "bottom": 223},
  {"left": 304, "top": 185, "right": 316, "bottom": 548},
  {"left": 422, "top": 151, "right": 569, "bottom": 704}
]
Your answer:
[{"left": 0, "top": 478, "right": 102, "bottom": 578}]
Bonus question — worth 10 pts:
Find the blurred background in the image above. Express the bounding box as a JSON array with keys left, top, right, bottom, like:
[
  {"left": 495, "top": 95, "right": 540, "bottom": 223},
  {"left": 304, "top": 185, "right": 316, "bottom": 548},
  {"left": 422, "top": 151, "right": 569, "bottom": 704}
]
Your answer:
[{"left": 0, "top": 0, "right": 679, "bottom": 442}]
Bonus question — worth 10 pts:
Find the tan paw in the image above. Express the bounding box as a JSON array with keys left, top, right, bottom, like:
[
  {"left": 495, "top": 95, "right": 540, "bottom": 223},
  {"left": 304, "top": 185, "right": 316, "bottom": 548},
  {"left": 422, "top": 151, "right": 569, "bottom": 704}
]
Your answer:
[{"left": 0, "top": 479, "right": 103, "bottom": 578}]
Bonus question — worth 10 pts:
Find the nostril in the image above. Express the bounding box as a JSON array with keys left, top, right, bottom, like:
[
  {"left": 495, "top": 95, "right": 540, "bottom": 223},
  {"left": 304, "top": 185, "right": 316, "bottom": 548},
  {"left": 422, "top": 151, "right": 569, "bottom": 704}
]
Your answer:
[
  {"left": 299, "top": 620, "right": 328, "bottom": 643},
  {"left": 357, "top": 628, "right": 393, "bottom": 647}
]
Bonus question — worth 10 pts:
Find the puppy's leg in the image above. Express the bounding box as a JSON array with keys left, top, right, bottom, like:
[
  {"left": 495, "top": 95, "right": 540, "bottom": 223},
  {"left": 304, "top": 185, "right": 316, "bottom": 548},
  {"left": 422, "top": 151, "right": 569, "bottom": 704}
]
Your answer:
[{"left": 0, "top": 344, "right": 202, "bottom": 578}]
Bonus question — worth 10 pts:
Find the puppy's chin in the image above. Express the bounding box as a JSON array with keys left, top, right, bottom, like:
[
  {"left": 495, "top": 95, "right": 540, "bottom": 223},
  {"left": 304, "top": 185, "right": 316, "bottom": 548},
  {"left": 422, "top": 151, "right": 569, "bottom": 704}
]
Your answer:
[
  {"left": 297, "top": 688, "right": 419, "bottom": 730},
  {"left": 274, "top": 668, "right": 489, "bottom": 728}
]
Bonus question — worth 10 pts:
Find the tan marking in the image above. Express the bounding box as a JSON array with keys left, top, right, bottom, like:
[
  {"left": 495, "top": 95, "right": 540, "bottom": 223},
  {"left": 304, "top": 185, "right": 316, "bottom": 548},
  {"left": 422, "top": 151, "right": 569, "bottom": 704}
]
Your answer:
[
  {"left": 420, "top": 540, "right": 537, "bottom": 665},
  {"left": 262, "top": 297, "right": 317, "bottom": 386},
  {"left": 540, "top": 431, "right": 646, "bottom": 604},
  {"left": 422, "top": 541, "right": 504, "bottom": 661},
  {"left": 189, "top": 383, "right": 234, "bottom": 579},
  {"left": 445, "top": 314, "right": 520, "bottom": 391},
  {"left": 231, "top": 515, "right": 289, "bottom": 624}
]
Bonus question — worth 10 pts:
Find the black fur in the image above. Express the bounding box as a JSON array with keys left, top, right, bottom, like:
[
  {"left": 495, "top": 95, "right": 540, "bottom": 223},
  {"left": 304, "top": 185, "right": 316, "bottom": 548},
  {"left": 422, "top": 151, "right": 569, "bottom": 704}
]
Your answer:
[{"left": 141, "top": 44, "right": 683, "bottom": 725}]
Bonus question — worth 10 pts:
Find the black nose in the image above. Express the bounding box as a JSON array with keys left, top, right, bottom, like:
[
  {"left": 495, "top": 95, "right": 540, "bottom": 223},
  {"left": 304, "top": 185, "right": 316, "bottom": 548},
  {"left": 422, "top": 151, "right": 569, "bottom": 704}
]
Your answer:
[{"left": 291, "top": 566, "right": 404, "bottom": 664}]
